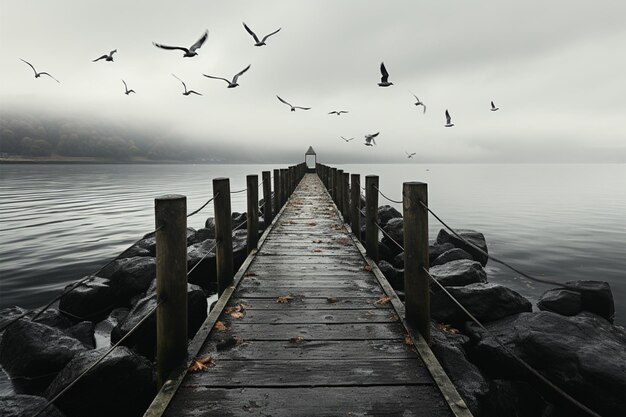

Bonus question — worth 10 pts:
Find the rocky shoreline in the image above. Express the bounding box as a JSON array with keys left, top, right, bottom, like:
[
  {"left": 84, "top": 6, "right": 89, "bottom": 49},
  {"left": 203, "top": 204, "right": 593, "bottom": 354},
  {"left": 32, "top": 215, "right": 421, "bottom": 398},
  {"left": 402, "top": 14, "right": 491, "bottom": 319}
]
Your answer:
[{"left": 0, "top": 203, "right": 624, "bottom": 417}]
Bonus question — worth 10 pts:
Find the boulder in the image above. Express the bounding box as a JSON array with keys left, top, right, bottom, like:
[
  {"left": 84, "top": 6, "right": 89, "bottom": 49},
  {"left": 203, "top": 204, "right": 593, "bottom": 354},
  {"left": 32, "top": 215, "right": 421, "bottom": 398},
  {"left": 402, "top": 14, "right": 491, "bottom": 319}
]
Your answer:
[
  {"left": 204, "top": 217, "right": 216, "bottom": 235},
  {"left": 429, "top": 242, "right": 455, "bottom": 266},
  {"left": 392, "top": 252, "right": 404, "bottom": 269},
  {"left": 100, "top": 256, "right": 156, "bottom": 300},
  {"left": 378, "top": 241, "right": 398, "bottom": 263},
  {"left": 0, "top": 307, "right": 73, "bottom": 335},
  {"left": 429, "top": 259, "right": 487, "bottom": 287},
  {"left": 0, "top": 320, "right": 87, "bottom": 393},
  {"left": 565, "top": 280, "right": 615, "bottom": 322},
  {"left": 377, "top": 260, "right": 403, "bottom": 291},
  {"left": 120, "top": 236, "right": 155, "bottom": 258},
  {"left": 64, "top": 321, "right": 96, "bottom": 349},
  {"left": 487, "top": 379, "right": 552, "bottom": 417},
  {"left": 436, "top": 229, "right": 489, "bottom": 266},
  {"left": 377, "top": 205, "right": 402, "bottom": 227},
  {"left": 432, "top": 248, "right": 473, "bottom": 267},
  {"left": 187, "top": 227, "right": 215, "bottom": 245},
  {"left": 94, "top": 308, "right": 129, "bottom": 349},
  {"left": 537, "top": 289, "right": 582, "bottom": 316},
  {"left": 58, "top": 276, "right": 117, "bottom": 321},
  {"left": 111, "top": 283, "right": 207, "bottom": 358},
  {"left": 381, "top": 217, "right": 404, "bottom": 249},
  {"left": 232, "top": 229, "right": 249, "bottom": 271},
  {"left": 45, "top": 346, "right": 154, "bottom": 417},
  {"left": 232, "top": 212, "right": 247, "bottom": 228},
  {"left": 466, "top": 311, "right": 626, "bottom": 417},
  {"left": 431, "top": 283, "right": 532, "bottom": 326},
  {"left": 187, "top": 239, "right": 217, "bottom": 291},
  {"left": 0, "top": 394, "right": 66, "bottom": 417}
]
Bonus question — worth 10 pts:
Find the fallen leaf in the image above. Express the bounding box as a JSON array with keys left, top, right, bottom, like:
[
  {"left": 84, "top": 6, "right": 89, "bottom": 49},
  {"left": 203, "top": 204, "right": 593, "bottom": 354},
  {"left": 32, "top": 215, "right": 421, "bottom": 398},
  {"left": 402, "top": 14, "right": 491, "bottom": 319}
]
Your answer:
[
  {"left": 389, "top": 313, "right": 400, "bottom": 321},
  {"left": 363, "top": 264, "right": 372, "bottom": 272},
  {"left": 436, "top": 323, "right": 461, "bottom": 334},
  {"left": 214, "top": 321, "right": 227, "bottom": 331},
  {"left": 375, "top": 295, "right": 391, "bottom": 305},
  {"left": 312, "top": 249, "right": 322, "bottom": 253},
  {"left": 276, "top": 295, "right": 293, "bottom": 304},
  {"left": 312, "top": 239, "right": 322, "bottom": 243},
  {"left": 289, "top": 336, "right": 305, "bottom": 343},
  {"left": 244, "top": 272, "right": 257, "bottom": 277},
  {"left": 326, "top": 297, "right": 338, "bottom": 304},
  {"left": 188, "top": 355, "right": 215, "bottom": 372},
  {"left": 230, "top": 311, "right": 245, "bottom": 319},
  {"left": 404, "top": 334, "right": 415, "bottom": 347},
  {"left": 308, "top": 222, "right": 317, "bottom": 226}
]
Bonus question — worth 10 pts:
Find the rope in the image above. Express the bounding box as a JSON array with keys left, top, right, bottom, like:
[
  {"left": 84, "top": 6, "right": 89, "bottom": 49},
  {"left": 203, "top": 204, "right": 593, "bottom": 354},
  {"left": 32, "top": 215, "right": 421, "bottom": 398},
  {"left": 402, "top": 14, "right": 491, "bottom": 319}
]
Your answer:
[
  {"left": 31, "top": 300, "right": 163, "bottom": 417},
  {"left": 373, "top": 185, "right": 402, "bottom": 204},
  {"left": 230, "top": 187, "right": 247, "bottom": 194},
  {"left": 187, "top": 193, "right": 218, "bottom": 218}
]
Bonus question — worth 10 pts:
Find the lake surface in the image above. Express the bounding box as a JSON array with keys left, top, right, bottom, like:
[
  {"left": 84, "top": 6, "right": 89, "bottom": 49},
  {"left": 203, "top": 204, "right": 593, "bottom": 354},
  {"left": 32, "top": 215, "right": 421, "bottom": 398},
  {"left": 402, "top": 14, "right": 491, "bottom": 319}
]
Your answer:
[{"left": 1, "top": 163, "right": 625, "bottom": 393}]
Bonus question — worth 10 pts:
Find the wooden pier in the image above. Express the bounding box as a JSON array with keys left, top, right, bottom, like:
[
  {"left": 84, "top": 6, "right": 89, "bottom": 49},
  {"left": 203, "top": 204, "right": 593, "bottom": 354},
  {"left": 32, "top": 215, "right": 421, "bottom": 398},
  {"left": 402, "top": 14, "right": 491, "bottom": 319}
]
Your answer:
[{"left": 145, "top": 167, "right": 470, "bottom": 416}]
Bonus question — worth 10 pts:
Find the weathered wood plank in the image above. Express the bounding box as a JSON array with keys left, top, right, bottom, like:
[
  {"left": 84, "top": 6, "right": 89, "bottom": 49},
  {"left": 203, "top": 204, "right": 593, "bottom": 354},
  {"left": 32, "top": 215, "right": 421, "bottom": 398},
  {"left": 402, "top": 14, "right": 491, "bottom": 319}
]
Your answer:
[
  {"left": 218, "top": 308, "right": 399, "bottom": 324},
  {"left": 236, "top": 286, "right": 387, "bottom": 299},
  {"left": 212, "top": 322, "right": 407, "bottom": 340},
  {"left": 227, "top": 297, "right": 392, "bottom": 310}
]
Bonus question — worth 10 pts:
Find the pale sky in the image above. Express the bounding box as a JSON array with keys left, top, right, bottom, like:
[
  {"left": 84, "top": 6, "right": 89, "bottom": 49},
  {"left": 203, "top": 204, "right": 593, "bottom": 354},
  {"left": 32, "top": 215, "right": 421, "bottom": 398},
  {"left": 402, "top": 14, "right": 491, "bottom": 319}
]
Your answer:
[{"left": 1, "top": 0, "right": 625, "bottom": 163}]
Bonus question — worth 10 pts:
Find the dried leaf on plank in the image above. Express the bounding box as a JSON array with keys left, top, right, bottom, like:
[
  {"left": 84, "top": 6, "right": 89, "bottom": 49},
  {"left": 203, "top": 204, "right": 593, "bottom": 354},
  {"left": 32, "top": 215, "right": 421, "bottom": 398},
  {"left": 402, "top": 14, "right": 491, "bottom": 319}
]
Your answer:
[
  {"left": 289, "top": 336, "right": 305, "bottom": 343},
  {"left": 374, "top": 295, "right": 391, "bottom": 305},
  {"left": 188, "top": 355, "right": 215, "bottom": 373},
  {"left": 276, "top": 295, "right": 293, "bottom": 304}
]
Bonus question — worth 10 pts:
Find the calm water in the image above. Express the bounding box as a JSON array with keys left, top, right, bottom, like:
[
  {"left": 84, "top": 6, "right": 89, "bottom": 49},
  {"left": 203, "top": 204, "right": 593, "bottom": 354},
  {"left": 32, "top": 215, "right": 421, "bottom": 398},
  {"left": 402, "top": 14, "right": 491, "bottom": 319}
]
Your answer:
[{"left": 1, "top": 163, "right": 625, "bottom": 393}]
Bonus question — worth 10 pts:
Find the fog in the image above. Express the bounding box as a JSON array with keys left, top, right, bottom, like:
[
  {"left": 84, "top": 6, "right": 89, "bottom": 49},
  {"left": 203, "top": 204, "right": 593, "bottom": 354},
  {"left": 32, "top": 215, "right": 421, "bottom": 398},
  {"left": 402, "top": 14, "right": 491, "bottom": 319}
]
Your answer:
[{"left": 1, "top": 0, "right": 625, "bottom": 163}]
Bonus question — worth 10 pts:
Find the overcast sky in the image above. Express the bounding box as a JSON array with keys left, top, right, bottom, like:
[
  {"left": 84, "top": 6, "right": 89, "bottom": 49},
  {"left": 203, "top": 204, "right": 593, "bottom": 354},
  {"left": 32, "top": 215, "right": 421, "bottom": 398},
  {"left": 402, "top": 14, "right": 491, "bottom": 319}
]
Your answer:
[{"left": 1, "top": 1, "right": 625, "bottom": 163}]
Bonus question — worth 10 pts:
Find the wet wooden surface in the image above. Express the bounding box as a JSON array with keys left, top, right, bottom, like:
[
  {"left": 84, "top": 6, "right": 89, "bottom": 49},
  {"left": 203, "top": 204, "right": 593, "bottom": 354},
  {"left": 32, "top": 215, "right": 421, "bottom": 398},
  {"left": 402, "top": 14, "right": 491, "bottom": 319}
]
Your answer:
[{"left": 162, "top": 174, "right": 453, "bottom": 417}]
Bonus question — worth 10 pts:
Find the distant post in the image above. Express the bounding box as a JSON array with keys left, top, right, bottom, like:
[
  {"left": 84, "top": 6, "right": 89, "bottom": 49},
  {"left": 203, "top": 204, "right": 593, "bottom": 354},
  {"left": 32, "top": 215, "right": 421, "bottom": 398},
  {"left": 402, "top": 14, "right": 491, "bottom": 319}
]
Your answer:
[
  {"left": 337, "top": 169, "right": 344, "bottom": 208},
  {"left": 342, "top": 172, "right": 350, "bottom": 222},
  {"left": 280, "top": 168, "right": 287, "bottom": 206},
  {"left": 365, "top": 175, "right": 379, "bottom": 261},
  {"left": 246, "top": 175, "right": 259, "bottom": 253},
  {"left": 350, "top": 174, "right": 361, "bottom": 238},
  {"left": 213, "top": 178, "right": 233, "bottom": 296},
  {"left": 262, "top": 171, "right": 273, "bottom": 227},
  {"left": 273, "top": 169, "right": 280, "bottom": 214},
  {"left": 329, "top": 168, "right": 335, "bottom": 198},
  {"left": 155, "top": 194, "right": 187, "bottom": 389},
  {"left": 403, "top": 182, "right": 430, "bottom": 343}
]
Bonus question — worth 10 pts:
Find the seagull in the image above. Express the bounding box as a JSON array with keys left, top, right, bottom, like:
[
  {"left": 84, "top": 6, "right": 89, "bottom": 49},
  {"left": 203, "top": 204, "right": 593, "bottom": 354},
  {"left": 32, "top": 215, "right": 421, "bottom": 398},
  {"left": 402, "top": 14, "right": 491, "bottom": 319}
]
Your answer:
[
  {"left": 364, "top": 132, "right": 380, "bottom": 146},
  {"left": 445, "top": 109, "right": 454, "bottom": 127},
  {"left": 172, "top": 74, "right": 202, "bottom": 96},
  {"left": 242, "top": 23, "right": 281, "bottom": 46},
  {"left": 378, "top": 62, "right": 393, "bottom": 87},
  {"left": 490, "top": 101, "right": 499, "bottom": 111},
  {"left": 405, "top": 151, "right": 416, "bottom": 158},
  {"left": 19, "top": 59, "right": 59, "bottom": 83},
  {"left": 203, "top": 64, "right": 251, "bottom": 88},
  {"left": 122, "top": 80, "right": 135, "bottom": 95},
  {"left": 153, "top": 30, "right": 208, "bottom": 57},
  {"left": 341, "top": 136, "right": 354, "bottom": 142},
  {"left": 93, "top": 50, "right": 117, "bottom": 62},
  {"left": 328, "top": 110, "right": 349, "bottom": 116},
  {"left": 410, "top": 92, "right": 426, "bottom": 113},
  {"left": 276, "top": 95, "right": 310, "bottom": 112}
]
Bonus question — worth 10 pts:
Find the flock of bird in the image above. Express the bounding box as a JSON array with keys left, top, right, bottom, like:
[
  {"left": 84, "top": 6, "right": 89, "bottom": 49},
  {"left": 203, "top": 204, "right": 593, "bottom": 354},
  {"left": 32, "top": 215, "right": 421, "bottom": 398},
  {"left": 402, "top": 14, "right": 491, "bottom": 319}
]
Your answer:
[{"left": 19, "top": 23, "right": 501, "bottom": 159}]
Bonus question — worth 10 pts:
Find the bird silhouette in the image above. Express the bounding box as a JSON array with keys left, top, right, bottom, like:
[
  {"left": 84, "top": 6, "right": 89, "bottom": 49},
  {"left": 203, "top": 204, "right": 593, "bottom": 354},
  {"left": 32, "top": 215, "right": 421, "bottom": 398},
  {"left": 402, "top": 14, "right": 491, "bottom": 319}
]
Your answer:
[
  {"left": 341, "top": 136, "right": 354, "bottom": 142},
  {"left": 445, "top": 110, "right": 454, "bottom": 127},
  {"left": 172, "top": 74, "right": 202, "bottom": 96},
  {"left": 122, "top": 80, "right": 135, "bottom": 95},
  {"left": 378, "top": 62, "right": 393, "bottom": 87},
  {"left": 20, "top": 59, "right": 59, "bottom": 83},
  {"left": 490, "top": 101, "right": 500, "bottom": 111},
  {"left": 405, "top": 151, "right": 416, "bottom": 158},
  {"left": 364, "top": 132, "right": 380, "bottom": 146},
  {"left": 329, "top": 110, "right": 349, "bottom": 116},
  {"left": 410, "top": 92, "right": 426, "bottom": 113},
  {"left": 243, "top": 23, "right": 281, "bottom": 46},
  {"left": 93, "top": 50, "right": 116, "bottom": 62},
  {"left": 277, "top": 96, "right": 310, "bottom": 112},
  {"left": 153, "top": 30, "right": 208, "bottom": 57},
  {"left": 203, "top": 65, "right": 251, "bottom": 88}
]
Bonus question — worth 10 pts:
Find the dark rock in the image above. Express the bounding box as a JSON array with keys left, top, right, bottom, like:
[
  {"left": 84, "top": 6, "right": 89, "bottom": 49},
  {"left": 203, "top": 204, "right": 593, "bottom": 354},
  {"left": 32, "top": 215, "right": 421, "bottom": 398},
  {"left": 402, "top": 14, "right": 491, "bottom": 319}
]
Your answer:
[
  {"left": 0, "top": 320, "right": 87, "bottom": 393},
  {"left": 94, "top": 308, "right": 129, "bottom": 348},
  {"left": 0, "top": 394, "right": 66, "bottom": 417},
  {"left": 392, "top": 252, "right": 404, "bottom": 269},
  {"left": 565, "top": 280, "right": 615, "bottom": 322},
  {"left": 378, "top": 241, "right": 398, "bottom": 263},
  {"left": 430, "top": 324, "right": 490, "bottom": 416},
  {"left": 429, "top": 242, "right": 455, "bottom": 266},
  {"left": 121, "top": 236, "right": 156, "bottom": 258},
  {"left": 111, "top": 283, "right": 207, "bottom": 358},
  {"left": 45, "top": 346, "right": 155, "bottom": 417},
  {"left": 487, "top": 379, "right": 552, "bottom": 417},
  {"left": 187, "top": 239, "right": 217, "bottom": 291},
  {"left": 466, "top": 311, "right": 626, "bottom": 417},
  {"left": 232, "top": 212, "right": 246, "bottom": 228},
  {"left": 204, "top": 217, "right": 216, "bottom": 235},
  {"left": 432, "top": 248, "right": 473, "bottom": 267},
  {"left": 0, "top": 307, "right": 74, "bottom": 334},
  {"left": 436, "top": 229, "right": 489, "bottom": 266},
  {"left": 63, "top": 321, "right": 95, "bottom": 349},
  {"left": 232, "top": 229, "right": 248, "bottom": 271},
  {"left": 377, "top": 260, "right": 403, "bottom": 291},
  {"left": 100, "top": 256, "right": 156, "bottom": 300},
  {"left": 187, "top": 227, "right": 215, "bottom": 245},
  {"left": 429, "top": 259, "right": 487, "bottom": 287},
  {"left": 58, "top": 276, "right": 117, "bottom": 321},
  {"left": 381, "top": 217, "right": 404, "bottom": 249},
  {"left": 431, "top": 283, "right": 532, "bottom": 326},
  {"left": 537, "top": 289, "right": 582, "bottom": 316},
  {"left": 377, "top": 205, "right": 402, "bottom": 227}
]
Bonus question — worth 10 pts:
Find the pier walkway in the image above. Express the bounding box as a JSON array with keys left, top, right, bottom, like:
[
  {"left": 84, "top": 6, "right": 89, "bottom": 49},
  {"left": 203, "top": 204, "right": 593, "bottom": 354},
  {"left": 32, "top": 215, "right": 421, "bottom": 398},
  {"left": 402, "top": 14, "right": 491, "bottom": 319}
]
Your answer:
[{"left": 145, "top": 173, "right": 462, "bottom": 417}]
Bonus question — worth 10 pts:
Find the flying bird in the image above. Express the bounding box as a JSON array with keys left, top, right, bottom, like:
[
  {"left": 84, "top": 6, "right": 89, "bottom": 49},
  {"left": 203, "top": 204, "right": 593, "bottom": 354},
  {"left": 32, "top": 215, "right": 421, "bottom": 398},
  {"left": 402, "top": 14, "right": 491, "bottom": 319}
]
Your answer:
[
  {"left": 172, "top": 74, "right": 202, "bottom": 96},
  {"left": 242, "top": 23, "right": 281, "bottom": 46},
  {"left": 153, "top": 30, "right": 208, "bottom": 57},
  {"left": 378, "top": 62, "right": 393, "bottom": 87},
  {"left": 276, "top": 95, "right": 310, "bottom": 112},
  {"left": 490, "top": 101, "right": 499, "bottom": 111},
  {"left": 93, "top": 50, "right": 117, "bottom": 62},
  {"left": 329, "top": 110, "right": 349, "bottom": 115},
  {"left": 122, "top": 80, "right": 135, "bottom": 95},
  {"left": 341, "top": 136, "right": 354, "bottom": 142},
  {"left": 445, "top": 110, "right": 454, "bottom": 127},
  {"left": 405, "top": 151, "right": 416, "bottom": 159},
  {"left": 19, "top": 59, "right": 59, "bottom": 83},
  {"left": 410, "top": 92, "right": 426, "bottom": 113},
  {"left": 203, "top": 64, "right": 251, "bottom": 88},
  {"left": 364, "top": 132, "right": 380, "bottom": 146}
]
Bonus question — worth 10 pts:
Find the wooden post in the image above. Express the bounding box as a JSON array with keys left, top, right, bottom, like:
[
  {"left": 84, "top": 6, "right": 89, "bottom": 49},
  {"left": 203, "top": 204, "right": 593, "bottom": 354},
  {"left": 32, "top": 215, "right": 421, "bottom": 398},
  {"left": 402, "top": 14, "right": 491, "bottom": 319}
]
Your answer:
[
  {"left": 280, "top": 168, "right": 287, "bottom": 206},
  {"left": 342, "top": 172, "right": 350, "bottom": 222},
  {"left": 246, "top": 175, "right": 259, "bottom": 254},
  {"left": 351, "top": 173, "right": 361, "bottom": 238},
  {"left": 273, "top": 169, "right": 280, "bottom": 214},
  {"left": 403, "top": 182, "right": 430, "bottom": 343},
  {"left": 337, "top": 169, "right": 344, "bottom": 208},
  {"left": 263, "top": 171, "right": 273, "bottom": 227},
  {"left": 329, "top": 168, "right": 335, "bottom": 198},
  {"left": 155, "top": 194, "right": 187, "bottom": 389},
  {"left": 213, "top": 178, "right": 233, "bottom": 296},
  {"left": 365, "top": 175, "right": 379, "bottom": 261}
]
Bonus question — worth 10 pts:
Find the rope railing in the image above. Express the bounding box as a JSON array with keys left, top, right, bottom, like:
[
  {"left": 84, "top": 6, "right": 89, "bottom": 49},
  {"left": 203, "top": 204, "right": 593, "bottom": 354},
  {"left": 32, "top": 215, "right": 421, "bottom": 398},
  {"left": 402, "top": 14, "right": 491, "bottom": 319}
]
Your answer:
[
  {"left": 186, "top": 193, "right": 218, "bottom": 218},
  {"left": 373, "top": 185, "right": 402, "bottom": 204},
  {"left": 230, "top": 187, "right": 247, "bottom": 194},
  {"left": 32, "top": 300, "right": 164, "bottom": 417}
]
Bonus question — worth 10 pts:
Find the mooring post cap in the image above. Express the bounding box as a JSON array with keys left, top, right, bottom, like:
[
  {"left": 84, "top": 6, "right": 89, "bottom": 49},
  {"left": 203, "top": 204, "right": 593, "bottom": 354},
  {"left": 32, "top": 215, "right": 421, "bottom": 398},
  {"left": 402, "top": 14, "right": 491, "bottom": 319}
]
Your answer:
[{"left": 155, "top": 194, "right": 186, "bottom": 200}]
